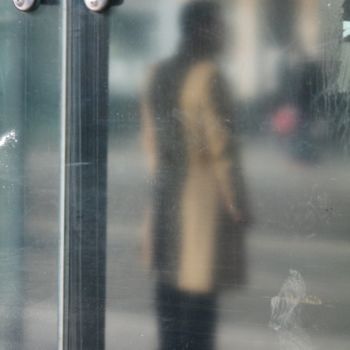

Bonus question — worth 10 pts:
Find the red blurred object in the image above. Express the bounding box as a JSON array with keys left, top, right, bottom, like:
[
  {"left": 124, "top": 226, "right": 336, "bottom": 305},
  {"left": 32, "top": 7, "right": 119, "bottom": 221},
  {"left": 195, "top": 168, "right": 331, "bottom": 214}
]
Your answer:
[{"left": 271, "top": 105, "right": 299, "bottom": 136}]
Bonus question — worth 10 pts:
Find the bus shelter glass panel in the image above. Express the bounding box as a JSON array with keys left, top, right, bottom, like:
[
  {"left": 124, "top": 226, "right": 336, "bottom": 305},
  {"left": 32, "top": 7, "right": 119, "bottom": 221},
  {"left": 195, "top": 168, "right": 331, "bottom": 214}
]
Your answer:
[
  {"left": 0, "top": 1, "right": 62, "bottom": 349},
  {"left": 106, "top": 1, "right": 350, "bottom": 349}
]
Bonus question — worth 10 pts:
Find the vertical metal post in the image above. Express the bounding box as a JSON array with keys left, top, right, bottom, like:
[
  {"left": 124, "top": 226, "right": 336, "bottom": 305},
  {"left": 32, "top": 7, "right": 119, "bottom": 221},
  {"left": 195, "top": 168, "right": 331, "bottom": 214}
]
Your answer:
[{"left": 62, "top": 1, "right": 109, "bottom": 349}]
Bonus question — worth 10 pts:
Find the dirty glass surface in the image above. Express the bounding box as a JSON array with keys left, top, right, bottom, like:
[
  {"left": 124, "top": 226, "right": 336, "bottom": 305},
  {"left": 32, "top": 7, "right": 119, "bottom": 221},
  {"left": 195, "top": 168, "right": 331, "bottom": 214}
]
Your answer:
[
  {"left": 106, "top": 1, "right": 350, "bottom": 349},
  {"left": 0, "top": 1, "right": 62, "bottom": 349}
]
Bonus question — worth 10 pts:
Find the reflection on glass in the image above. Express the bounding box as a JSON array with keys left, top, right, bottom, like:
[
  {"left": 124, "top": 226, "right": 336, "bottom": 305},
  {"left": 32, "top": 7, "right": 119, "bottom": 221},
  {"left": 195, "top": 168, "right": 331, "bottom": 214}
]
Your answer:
[
  {"left": 140, "top": 3, "right": 249, "bottom": 349},
  {"left": 0, "top": 2, "right": 61, "bottom": 349},
  {"left": 107, "top": 1, "right": 350, "bottom": 349}
]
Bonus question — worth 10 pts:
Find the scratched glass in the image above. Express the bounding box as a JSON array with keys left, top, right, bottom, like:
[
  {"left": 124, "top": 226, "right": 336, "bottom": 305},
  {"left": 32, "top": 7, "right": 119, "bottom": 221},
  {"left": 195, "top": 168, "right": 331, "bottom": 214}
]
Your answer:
[
  {"left": 106, "top": 1, "right": 350, "bottom": 350},
  {"left": 0, "top": 1, "right": 62, "bottom": 349}
]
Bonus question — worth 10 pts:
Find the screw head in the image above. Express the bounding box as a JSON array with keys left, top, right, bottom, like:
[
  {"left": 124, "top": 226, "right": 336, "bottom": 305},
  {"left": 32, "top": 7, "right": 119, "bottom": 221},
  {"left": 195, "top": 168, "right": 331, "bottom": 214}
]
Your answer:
[
  {"left": 13, "top": 0, "right": 37, "bottom": 11},
  {"left": 84, "top": 0, "right": 109, "bottom": 12}
]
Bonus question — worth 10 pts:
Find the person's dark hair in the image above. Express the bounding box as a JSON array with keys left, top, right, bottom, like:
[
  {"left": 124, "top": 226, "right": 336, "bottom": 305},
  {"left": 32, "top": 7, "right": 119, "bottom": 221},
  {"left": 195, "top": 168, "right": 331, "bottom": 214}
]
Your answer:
[{"left": 180, "top": 1, "right": 223, "bottom": 57}]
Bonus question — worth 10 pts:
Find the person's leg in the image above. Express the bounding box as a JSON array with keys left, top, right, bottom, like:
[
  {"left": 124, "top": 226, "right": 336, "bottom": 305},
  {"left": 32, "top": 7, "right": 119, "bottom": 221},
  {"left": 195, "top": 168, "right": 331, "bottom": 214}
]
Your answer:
[
  {"left": 180, "top": 291, "right": 217, "bottom": 350},
  {"left": 156, "top": 282, "right": 182, "bottom": 350}
]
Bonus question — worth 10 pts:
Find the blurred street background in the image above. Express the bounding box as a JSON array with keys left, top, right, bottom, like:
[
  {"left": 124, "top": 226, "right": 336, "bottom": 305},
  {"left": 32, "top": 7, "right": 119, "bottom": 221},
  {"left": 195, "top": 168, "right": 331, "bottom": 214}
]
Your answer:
[{"left": 23, "top": 135, "right": 350, "bottom": 349}]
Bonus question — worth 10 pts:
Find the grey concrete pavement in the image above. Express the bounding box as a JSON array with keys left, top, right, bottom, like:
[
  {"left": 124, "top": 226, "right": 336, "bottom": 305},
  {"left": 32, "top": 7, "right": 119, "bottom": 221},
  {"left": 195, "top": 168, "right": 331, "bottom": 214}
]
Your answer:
[{"left": 18, "top": 136, "right": 350, "bottom": 349}]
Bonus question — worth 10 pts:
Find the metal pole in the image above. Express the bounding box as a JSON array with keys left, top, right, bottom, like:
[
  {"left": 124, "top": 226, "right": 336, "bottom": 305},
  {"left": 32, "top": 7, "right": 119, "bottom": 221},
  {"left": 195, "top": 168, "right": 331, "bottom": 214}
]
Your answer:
[{"left": 62, "top": 1, "right": 109, "bottom": 349}]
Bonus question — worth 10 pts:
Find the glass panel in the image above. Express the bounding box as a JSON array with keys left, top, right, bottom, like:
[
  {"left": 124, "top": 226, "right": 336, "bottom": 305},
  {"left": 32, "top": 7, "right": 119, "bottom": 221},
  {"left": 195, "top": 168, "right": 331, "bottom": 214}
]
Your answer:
[
  {"left": 0, "top": 2, "right": 62, "bottom": 349},
  {"left": 107, "top": 1, "right": 350, "bottom": 349}
]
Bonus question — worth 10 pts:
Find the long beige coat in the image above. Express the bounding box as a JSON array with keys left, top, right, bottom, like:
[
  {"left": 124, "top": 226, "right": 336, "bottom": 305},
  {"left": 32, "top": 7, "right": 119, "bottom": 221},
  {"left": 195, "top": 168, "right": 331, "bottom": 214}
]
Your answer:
[{"left": 142, "top": 59, "right": 248, "bottom": 293}]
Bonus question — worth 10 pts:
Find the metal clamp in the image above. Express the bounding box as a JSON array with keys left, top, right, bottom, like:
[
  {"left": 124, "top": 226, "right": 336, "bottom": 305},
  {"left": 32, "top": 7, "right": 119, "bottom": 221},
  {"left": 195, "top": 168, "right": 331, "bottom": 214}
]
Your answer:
[
  {"left": 84, "top": 0, "right": 123, "bottom": 12},
  {"left": 13, "top": 0, "right": 38, "bottom": 11},
  {"left": 13, "top": 0, "right": 59, "bottom": 12},
  {"left": 84, "top": 0, "right": 108, "bottom": 12}
]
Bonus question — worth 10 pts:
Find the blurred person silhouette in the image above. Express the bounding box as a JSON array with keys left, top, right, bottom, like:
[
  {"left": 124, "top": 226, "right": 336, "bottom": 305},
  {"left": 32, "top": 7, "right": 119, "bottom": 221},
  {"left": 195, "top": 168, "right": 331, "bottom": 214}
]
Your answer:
[
  {"left": 291, "top": 61, "right": 326, "bottom": 162},
  {"left": 272, "top": 61, "right": 326, "bottom": 163},
  {"left": 141, "top": 2, "right": 250, "bottom": 349}
]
